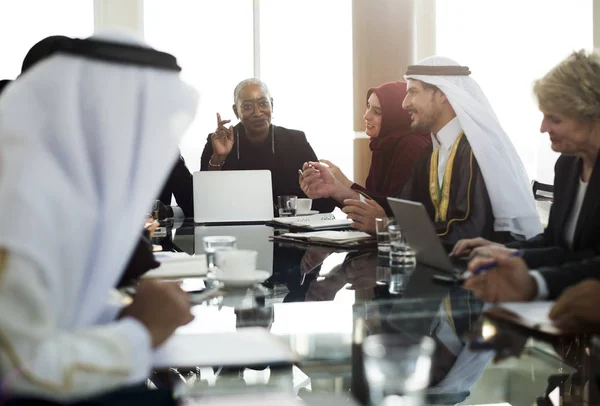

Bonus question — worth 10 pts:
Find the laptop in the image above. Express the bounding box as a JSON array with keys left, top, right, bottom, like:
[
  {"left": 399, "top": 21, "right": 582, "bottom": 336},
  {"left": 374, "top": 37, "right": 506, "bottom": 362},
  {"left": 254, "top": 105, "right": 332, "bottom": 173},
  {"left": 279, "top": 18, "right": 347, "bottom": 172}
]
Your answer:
[
  {"left": 194, "top": 225, "right": 274, "bottom": 274},
  {"left": 387, "top": 197, "right": 466, "bottom": 275},
  {"left": 193, "top": 170, "right": 274, "bottom": 224}
]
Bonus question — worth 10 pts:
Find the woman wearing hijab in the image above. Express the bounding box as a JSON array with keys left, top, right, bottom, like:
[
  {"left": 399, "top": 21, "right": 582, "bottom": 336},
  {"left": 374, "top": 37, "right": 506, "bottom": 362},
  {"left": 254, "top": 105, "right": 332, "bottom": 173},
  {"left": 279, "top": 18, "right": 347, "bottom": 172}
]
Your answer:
[
  {"left": 200, "top": 78, "right": 337, "bottom": 213},
  {"left": 0, "top": 31, "right": 198, "bottom": 402},
  {"left": 321, "top": 81, "right": 430, "bottom": 199}
]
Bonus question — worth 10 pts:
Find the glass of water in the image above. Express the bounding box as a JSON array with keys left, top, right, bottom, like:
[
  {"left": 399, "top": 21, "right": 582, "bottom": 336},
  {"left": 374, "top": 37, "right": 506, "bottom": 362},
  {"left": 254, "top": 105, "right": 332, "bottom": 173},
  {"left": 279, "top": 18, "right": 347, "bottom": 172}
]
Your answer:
[
  {"left": 202, "top": 236, "right": 236, "bottom": 270},
  {"left": 389, "top": 225, "right": 416, "bottom": 267},
  {"left": 277, "top": 195, "right": 298, "bottom": 217},
  {"left": 363, "top": 334, "right": 435, "bottom": 406},
  {"left": 375, "top": 217, "right": 395, "bottom": 260}
]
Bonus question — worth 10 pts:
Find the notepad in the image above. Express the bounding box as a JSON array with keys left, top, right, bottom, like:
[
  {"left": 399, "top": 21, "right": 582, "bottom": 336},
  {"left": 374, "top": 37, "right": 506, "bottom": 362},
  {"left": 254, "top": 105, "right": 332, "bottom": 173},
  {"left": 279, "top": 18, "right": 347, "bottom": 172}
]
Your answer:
[
  {"left": 142, "top": 254, "right": 208, "bottom": 279},
  {"left": 499, "top": 301, "right": 554, "bottom": 327},
  {"left": 271, "top": 214, "right": 352, "bottom": 230},
  {"left": 153, "top": 327, "right": 298, "bottom": 368}
]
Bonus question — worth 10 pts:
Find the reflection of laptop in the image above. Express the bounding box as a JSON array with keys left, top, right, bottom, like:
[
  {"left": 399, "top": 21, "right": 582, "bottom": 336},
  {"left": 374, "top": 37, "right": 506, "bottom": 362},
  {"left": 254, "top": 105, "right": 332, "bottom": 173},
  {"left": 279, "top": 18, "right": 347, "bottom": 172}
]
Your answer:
[
  {"left": 194, "top": 225, "right": 274, "bottom": 273},
  {"left": 193, "top": 170, "right": 273, "bottom": 224},
  {"left": 387, "top": 197, "right": 465, "bottom": 275}
]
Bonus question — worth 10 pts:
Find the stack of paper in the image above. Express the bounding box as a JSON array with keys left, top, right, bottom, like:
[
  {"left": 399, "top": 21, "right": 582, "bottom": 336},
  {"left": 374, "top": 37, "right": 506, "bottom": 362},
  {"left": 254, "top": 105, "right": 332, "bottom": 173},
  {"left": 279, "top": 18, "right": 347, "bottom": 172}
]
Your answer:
[
  {"left": 153, "top": 327, "right": 298, "bottom": 368},
  {"left": 499, "top": 301, "right": 554, "bottom": 327},
  {"left": 271, "top": 213, "right": 351, "bottom": 230},
  {"left": 142, "top": 253, "right": 208, "bottom": 279}
]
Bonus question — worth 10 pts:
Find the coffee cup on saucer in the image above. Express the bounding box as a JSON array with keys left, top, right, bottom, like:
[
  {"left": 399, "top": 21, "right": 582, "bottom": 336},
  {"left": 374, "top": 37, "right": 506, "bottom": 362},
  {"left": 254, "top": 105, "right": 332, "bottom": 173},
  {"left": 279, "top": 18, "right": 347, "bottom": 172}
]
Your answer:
[
  {"left": 296, "top": 198, "right": 313, "bottom": 215},
  {"left": 214, "top": 250, "right": 270, "bottom": 287}
]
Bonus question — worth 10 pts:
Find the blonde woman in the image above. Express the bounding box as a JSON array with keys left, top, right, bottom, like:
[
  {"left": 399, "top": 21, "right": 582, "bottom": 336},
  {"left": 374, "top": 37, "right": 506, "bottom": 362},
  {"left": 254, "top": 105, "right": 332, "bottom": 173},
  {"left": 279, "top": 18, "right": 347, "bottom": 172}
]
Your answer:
[{"left": 462, "top": 50, "right": 600, "bottom": 302}]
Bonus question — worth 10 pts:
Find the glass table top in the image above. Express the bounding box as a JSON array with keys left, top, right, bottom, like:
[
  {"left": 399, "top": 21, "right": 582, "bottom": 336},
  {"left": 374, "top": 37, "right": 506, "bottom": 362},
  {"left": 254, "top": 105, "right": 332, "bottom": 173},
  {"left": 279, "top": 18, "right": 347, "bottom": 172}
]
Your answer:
[{"left": 140, "top": 221, "right": 598, "bottom": 405}]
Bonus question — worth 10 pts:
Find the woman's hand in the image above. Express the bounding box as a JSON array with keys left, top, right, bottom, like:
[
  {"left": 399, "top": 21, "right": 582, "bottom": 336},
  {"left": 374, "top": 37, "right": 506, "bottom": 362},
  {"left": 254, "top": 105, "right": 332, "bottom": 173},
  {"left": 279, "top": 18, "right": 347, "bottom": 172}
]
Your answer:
[
  {"left": 342, "top": 199, "right": 386, "bottom": 233},
  {"left": 210, "top": 112, "right": 234, "bottom": 161},
  {"left": 319, "top": 159, "right": 353, "bottom": 188}
]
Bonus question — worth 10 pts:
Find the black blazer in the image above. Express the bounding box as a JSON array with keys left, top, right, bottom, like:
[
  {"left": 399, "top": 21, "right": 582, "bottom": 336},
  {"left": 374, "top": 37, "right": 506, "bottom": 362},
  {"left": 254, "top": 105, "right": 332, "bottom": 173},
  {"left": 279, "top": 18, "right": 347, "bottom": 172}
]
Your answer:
[
  {"left": 510, "top": 154, "right": 600, "bottom": 268},
  {"left": 538, "top": 256, "right": 600, "bottom": 299},
  {"left": 200, "top": 124, "right": 337, "bottom": 213},
  {"left": 158, "top": 155, "right": 194, "bottom": 218}
]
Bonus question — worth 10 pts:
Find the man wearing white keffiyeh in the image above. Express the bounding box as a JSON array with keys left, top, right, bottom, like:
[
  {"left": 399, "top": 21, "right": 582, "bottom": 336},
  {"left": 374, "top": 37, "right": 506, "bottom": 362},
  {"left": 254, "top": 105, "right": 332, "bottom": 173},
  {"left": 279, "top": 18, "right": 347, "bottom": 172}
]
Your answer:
[
  {"left": 300, "top": 57, "right": 541, "bottom": 245},
  {"left": 399, "top": 56, "right": 542, "bottom": 245},
  {"left": 0, "top": 32, "right": 198, "bottom": 402}
]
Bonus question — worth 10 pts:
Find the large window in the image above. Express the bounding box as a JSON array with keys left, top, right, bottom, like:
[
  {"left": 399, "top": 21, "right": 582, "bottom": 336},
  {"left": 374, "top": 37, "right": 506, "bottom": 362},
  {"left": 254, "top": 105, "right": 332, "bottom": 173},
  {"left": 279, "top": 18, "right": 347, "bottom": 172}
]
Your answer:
[
  {"left": 0, "top": 0, "right": 93, "bottom": 80},
  {"left": 144, "top": 1, "right": 353, "bottom": 177},
  {"left": 144, "top": 0, "right": 254, "bottom": 172},
  {"left": 259, "top": 0, "right": 353, "bottom": 177},
  {"left": 436, "top": 0, "right": 593, "bottom": 183}
]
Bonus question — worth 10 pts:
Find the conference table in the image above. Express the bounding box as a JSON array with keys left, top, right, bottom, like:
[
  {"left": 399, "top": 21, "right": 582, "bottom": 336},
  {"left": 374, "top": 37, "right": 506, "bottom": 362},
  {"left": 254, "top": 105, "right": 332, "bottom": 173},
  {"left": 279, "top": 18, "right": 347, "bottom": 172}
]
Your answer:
[{"left": 137, "top": 219, "right": 600, "bottom": 405}]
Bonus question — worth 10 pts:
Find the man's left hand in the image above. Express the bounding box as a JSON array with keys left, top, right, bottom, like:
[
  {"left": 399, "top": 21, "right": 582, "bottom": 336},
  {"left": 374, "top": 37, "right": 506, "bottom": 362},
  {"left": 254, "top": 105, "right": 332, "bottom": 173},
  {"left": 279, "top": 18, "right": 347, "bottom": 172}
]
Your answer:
[
  {"left": 549, "top": 279, "right": 600, "bottom": 327},
  {"left": 342, "top": 198, "right": 386, "bottom": 233}
]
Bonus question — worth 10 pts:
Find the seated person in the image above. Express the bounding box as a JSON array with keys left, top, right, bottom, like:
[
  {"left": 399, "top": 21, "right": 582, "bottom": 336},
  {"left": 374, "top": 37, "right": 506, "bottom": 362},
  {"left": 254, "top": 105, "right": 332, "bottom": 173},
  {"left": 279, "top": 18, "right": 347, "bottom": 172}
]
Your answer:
[
  {"left": 157, "top": 154, "right": 194, "bottom": 218},
  {"left": 200, "top": 78, "right": 336, "bottom": 213},
  {"left": 316, "top": 81, "right": 430, "bottom": 199},
  {"left": 453, "top": 50, "right": 600, "bottom": 269},
  {"left": 465, "top": 251, "right": 600, "bottom": 328},
  {"left": 0, "top": 33, "right": 197, "bottom": 401},
  {"left": 301, "top": 57, "right": 541, "bottom": 246}
]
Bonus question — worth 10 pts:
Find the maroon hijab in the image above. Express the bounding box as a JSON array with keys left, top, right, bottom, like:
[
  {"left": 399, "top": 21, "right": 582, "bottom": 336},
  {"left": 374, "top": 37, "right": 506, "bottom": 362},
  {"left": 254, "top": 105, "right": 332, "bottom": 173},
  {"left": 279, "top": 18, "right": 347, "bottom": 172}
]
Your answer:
[{"left": 364, "top": 81, "right": 430, "bottom": 195}]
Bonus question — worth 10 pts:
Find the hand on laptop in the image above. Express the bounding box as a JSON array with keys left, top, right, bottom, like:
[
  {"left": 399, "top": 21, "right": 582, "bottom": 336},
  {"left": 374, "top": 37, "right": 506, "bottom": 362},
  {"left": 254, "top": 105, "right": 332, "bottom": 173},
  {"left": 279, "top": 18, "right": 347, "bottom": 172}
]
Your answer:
[
  {"left": 451, "top": 237, "right": 502, "bottom": 257},
  {"left": 211, "top": 112, "right": 235, "bottom": 160},
  {"left": 342, "top": 198, "right": 386, "bottom": 234},
  {"left": 463, "top": 252, "right": 536, "bottom": 303}
]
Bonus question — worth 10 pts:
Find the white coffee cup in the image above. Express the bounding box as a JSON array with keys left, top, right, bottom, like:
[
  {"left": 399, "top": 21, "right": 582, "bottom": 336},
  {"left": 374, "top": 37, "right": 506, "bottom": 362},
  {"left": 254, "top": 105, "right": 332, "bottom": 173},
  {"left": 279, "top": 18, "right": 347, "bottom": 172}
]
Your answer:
[
  {"left": 214, "top": 249, "right": 258, "bottom": 279},
  {"left": 296, "top": 198, "right": 313, "bottom": 214}
]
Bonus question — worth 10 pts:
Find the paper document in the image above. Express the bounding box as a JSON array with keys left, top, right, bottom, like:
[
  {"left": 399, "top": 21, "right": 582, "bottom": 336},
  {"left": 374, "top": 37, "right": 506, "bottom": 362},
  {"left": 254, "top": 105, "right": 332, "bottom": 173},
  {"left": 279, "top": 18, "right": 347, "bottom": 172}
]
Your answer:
[
  {"left": 272, "top": 213, "right": 336, "bottom": 224},
  {"left": 142, "top": 254, "right": 207, "bottom": 279},
  {"left": 271, "top": 213, "right": 352, "bottom": 230},
  {"left": 499, "top": 301, "right": 555, "bottom": 327},
  {"left": 153, "top": 327, "right": 297, "bottom": 368}
]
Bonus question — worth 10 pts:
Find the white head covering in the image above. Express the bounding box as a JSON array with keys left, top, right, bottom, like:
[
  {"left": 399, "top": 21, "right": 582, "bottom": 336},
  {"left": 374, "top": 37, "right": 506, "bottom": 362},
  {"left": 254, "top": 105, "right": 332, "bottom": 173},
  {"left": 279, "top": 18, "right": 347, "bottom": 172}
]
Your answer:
[
  {"left": 405, "top": 56, "right": 542, "bottom": 239},
  {"left": 0, "top": 31, "right": 199, "bottom": 328}
]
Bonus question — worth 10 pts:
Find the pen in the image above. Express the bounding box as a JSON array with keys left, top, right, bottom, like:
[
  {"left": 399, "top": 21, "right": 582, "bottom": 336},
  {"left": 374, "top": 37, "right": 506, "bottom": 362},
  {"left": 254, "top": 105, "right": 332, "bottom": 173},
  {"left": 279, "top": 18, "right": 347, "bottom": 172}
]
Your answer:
[{"left": 469, "top": 249, "right": 524, "bottom": 277}]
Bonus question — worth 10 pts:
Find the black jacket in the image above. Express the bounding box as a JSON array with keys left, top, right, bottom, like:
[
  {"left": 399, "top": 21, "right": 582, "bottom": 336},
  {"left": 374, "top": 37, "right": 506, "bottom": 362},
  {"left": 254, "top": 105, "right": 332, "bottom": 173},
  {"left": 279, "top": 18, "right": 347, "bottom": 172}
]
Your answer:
[
  {"left": 538, "top": 256, "right": 600, "bottom": 299},
  {"left": 200, "top": 124, "right": 336, "bottom": 213},
  {"left": 158, "top": 155, "right": 194, "bottom": 218},
  {"left": 509, "top": 154, "right": 600, "bottom": 268}
]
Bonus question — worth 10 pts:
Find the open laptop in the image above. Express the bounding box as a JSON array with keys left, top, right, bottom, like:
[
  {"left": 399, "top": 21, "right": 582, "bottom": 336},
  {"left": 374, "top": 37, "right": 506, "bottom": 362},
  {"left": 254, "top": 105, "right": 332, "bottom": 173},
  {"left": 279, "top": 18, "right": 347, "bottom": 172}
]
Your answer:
[
  {"left": 387, "top": 197, "right": 466, "bottom": 275},
  {"left": 193, "top": 170, "right": 274, "bottom": 224}
]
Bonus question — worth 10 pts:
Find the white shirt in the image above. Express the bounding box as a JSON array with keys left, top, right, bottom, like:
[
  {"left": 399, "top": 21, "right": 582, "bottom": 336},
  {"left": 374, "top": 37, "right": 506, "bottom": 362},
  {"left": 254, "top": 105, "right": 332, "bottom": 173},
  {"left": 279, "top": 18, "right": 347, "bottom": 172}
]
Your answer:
[
  {"left": 432, "top": 117, "right": 463, "bottom": 185},
  {"left": 564, "top": 179, "right": 588, "bottom": 249}
]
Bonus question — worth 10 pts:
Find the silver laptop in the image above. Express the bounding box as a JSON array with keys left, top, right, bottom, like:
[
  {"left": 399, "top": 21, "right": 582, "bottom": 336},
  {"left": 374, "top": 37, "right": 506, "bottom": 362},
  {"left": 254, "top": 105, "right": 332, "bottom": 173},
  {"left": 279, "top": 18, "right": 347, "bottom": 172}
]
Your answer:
[
  {"left": 387, "top": 197, "right": 463, "bottom": 275},
  {"left": 193, "top": 170, "right": 274, "bottom": 224},
  {"left": 194, "top": 225, "right": 274, "bottom": 274}
]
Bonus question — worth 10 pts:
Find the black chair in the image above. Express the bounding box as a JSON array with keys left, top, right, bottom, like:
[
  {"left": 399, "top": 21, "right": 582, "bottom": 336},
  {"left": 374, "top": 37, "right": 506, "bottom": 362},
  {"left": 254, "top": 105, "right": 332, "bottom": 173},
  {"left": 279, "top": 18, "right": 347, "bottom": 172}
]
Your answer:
[{"left": 532, "top": 180, "right": 554, "bottom": 202}]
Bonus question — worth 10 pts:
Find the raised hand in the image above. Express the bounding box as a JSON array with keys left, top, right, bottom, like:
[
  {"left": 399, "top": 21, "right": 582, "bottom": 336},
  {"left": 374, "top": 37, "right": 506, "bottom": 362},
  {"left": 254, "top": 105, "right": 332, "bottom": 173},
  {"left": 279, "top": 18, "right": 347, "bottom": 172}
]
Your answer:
[{"left": 211, "top": 112, "right": 235, "bottom": 159}]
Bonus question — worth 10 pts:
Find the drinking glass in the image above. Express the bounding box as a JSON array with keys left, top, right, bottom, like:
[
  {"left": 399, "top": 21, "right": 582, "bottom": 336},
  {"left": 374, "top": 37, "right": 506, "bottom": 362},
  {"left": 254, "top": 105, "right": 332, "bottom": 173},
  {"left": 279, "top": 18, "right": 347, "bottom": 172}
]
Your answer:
[
  {"left": 277, "top": 195, "right": 298, "bottom": 217},
  {"left": 388, "top": 225, "right": 416, "bottom": 267},
  {"left": 202, "top": 236, "right": 236, "bottom": 269},
  {"left": 375, "top": 217, "right": 395, "bottom": 259},
  {"left": 363, "top": 334, "right": 435, "bottom": 406}
]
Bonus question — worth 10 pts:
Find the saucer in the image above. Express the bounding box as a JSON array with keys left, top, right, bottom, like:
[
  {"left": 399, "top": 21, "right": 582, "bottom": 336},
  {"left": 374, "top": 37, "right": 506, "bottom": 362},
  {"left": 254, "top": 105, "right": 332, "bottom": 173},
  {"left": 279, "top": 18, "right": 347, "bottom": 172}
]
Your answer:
[
  {"left": 213, "top": 270, "right": 271, "bottom": 288},
  {"left": 296, "top": 210, "right": 319, "bottom": 216}
]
